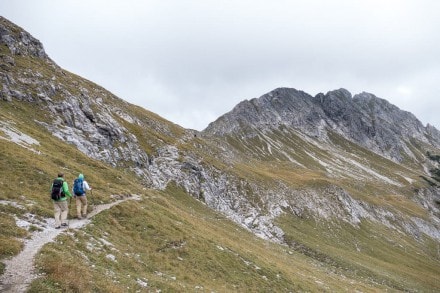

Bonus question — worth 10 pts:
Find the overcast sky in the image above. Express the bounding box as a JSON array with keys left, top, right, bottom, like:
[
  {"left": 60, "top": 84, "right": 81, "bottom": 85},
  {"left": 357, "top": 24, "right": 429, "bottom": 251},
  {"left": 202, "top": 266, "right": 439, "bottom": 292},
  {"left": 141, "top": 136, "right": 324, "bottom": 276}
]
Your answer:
[{"left": 1, "top": 0, "right": 439, "bottom": 130}]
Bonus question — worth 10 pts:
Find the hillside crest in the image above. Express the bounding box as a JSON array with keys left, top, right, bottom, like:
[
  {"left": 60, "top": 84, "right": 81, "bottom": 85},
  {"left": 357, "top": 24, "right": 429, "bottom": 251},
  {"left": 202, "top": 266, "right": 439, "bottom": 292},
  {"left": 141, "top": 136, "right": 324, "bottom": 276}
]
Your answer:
[{"left": 204, "top": 87, "right": 440, "bottom": 162}]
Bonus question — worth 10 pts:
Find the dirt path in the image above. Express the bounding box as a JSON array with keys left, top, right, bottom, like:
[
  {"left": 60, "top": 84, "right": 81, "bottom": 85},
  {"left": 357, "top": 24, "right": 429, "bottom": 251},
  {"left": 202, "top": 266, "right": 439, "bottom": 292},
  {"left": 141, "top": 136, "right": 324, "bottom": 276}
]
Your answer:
[{"left": 0, "top": 195, "right": 141, "bottom": 293}]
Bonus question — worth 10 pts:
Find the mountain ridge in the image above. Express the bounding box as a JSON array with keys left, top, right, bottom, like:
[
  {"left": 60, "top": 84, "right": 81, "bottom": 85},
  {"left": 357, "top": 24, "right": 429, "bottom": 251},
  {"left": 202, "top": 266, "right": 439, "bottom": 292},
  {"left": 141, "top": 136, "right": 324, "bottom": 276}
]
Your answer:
[{"left": 204, "top": 86, "right": 440, "bottom": 163}]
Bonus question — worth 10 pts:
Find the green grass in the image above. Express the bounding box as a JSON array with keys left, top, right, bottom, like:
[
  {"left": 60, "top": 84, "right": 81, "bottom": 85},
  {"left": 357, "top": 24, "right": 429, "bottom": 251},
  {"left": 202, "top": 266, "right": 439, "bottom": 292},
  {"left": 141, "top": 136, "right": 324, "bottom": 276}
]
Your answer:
[
  {"left": 31, "top": 187, "right": 291, "bottom": 292},
  {"left": 26, "top": 183, "right": 440, "bottom": 292},
  {"left": 0, "top": 100, "right": 145, "bottom": 261},
  {"left": 277, "top": 213, "right": 440, "bottom": 292},
  {"left": 28, "top": 185, "right": 390, "bottom": 292}
]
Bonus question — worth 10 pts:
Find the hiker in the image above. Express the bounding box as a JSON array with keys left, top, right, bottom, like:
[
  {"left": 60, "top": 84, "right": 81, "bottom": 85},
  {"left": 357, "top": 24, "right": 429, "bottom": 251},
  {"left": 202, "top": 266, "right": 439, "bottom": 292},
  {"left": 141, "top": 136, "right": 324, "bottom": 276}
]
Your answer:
[
  {"left": 73, "top": 173, "right": 92, "bottom": 219},
  {"left": 50, "top": 173, "right": 73, "bottom": 229}
]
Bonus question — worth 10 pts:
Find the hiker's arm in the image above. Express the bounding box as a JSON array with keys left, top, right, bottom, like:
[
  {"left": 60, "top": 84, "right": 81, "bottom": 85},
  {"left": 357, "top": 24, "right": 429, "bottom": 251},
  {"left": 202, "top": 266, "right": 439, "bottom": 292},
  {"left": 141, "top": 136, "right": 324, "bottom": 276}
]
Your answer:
[
  {"left": 84, "top": 181, "right": 91, "bottom": 190},
  {"left": 62, "top": 182, "right": 72, "bottom": 197}
]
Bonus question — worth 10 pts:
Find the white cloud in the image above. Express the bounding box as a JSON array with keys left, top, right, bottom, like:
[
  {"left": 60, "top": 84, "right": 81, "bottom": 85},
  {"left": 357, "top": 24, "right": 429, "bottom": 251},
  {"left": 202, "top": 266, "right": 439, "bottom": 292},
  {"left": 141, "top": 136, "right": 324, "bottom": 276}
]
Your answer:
[{"left": 396, "top": 86, "right": 412, "bottom": 97}]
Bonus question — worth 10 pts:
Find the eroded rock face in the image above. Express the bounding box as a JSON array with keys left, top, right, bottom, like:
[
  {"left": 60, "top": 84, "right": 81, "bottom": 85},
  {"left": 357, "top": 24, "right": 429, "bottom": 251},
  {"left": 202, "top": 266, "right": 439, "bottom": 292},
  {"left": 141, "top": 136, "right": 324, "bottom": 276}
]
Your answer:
[
  {"left": 0, "top": 17, "right": 48, "bottom": 59},
  {"left": 148, "top": 152, "right": 440, "bottom": 242}
]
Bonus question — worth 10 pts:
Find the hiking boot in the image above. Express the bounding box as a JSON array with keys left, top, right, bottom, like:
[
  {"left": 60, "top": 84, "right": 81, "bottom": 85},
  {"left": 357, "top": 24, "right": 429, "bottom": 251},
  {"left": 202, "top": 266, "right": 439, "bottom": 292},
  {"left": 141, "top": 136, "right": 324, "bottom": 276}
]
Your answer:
[
  {"left": 61, "top": 223, "right": 68, "bottom": 227},
  {"left": 55, "top": 226, "right": 61, "bottom": 229}
]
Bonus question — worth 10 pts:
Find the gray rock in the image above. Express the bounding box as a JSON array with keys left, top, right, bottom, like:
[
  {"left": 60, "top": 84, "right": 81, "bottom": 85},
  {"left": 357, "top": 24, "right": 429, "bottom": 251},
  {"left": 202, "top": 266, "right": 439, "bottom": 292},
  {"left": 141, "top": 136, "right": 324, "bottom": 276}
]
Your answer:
[
  {"left": 204, "top": 87, "right": 440, "bottom": 163},
  {"left": 0, "top": 17, "right": 48, "bottom": 60}
]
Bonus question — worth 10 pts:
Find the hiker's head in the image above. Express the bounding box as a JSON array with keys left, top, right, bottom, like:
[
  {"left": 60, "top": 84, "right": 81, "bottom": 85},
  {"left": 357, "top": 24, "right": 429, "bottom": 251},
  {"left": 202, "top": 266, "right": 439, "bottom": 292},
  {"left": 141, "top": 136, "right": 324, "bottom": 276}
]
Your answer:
[
  {"left": 79, "top": 173, "right": 84, "bottom": 179},
  {"left": 58, "top": 173, "right": 64, "bottom": 178}
]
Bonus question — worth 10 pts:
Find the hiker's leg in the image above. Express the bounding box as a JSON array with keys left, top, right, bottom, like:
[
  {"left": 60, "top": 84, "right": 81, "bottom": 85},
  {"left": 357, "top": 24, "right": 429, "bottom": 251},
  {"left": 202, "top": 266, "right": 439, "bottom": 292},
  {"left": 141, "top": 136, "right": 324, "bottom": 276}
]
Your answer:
[
  {"left": 81, "top": 196, "right": 88, "bottom": 217},
  {"left": 76, "top": 197, "right": 82, "bottom": 218},
  {"left": 54, "top": 202, "right": 61, "bottom": 227},
  {"left": 60, "top": 201, "right": 68, "bottom": 224}
]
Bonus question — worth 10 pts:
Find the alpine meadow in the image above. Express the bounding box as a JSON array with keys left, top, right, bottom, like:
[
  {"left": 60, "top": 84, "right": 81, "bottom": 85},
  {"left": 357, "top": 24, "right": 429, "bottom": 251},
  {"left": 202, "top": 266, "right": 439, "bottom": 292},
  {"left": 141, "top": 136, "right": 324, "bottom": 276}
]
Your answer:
[{"left": 0, "top": 16, "right": 440, "bottom": 292}]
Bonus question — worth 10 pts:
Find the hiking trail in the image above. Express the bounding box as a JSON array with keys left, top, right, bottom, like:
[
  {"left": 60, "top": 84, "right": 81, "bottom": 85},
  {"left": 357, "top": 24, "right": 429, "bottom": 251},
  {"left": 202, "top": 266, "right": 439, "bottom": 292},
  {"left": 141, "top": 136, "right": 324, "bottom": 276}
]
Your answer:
[{"left": 0, "top": 194, "right": 141, "bottom": 293}]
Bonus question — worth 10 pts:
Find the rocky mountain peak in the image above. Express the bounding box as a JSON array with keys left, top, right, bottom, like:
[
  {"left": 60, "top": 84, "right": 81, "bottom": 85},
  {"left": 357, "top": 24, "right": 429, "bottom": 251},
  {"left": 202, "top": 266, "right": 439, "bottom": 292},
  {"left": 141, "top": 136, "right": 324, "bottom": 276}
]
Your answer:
[
  {"left": 314, "top": 89, "right": 357, "bottom": 124},
  {"left": 204, "top": 87, "right": 440, "bottom": 162},
  {"left": 0, "top": 16, "right": 48, "bottom": 59},
  {"left": 317, "top": 88, "right": 353, "bottom": 103}
]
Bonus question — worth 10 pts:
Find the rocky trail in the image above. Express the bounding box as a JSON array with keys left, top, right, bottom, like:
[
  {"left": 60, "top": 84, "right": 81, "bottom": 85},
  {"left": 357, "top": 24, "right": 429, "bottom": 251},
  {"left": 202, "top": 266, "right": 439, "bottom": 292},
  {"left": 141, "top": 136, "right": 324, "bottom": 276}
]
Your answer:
[{"left": 0, "top": 194, "right": 141, "bottom": 293}]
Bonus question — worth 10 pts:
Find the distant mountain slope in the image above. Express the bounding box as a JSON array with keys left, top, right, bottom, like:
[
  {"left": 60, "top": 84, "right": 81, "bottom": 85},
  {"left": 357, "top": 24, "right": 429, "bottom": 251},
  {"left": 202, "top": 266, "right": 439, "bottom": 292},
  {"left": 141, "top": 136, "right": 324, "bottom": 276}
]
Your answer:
[
  {"left": 204, "top": 87, "right": 440, "bottom": 163},
  {"left": 202, "top": 86, "right": 440, "bottom": 241}
]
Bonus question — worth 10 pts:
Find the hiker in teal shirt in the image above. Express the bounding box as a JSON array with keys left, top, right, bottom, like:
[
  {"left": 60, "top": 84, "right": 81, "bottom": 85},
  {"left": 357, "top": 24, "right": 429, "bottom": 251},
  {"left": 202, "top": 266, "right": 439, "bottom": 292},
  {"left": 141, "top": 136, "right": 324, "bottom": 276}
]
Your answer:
[{"left": 50, "top": 173, "right": 73, "bottom": 229}]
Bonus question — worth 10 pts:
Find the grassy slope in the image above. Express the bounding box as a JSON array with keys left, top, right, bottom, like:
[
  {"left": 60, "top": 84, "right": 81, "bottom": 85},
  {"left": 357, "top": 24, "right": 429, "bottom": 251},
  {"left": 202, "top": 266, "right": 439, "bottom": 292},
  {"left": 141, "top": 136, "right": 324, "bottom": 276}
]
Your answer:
[
  {"left": 197, "top": 126, "right": 440, "bottom": 292},
  {"left": 28, "top": 185, "right": 396, "bottom": 293},
  {"left": 0, "top": 99, "right": 137, "bottom": 271},
  {"left": 278, "top": 215, "right": 440, "bottom": 292}
]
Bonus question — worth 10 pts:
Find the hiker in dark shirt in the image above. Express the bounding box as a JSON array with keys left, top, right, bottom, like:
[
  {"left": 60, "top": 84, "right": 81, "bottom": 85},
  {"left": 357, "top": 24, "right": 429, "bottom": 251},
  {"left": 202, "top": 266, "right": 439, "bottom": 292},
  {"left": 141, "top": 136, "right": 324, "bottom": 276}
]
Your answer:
[{"left": 50, "top": 173, "right": 73, "bottom": 229}]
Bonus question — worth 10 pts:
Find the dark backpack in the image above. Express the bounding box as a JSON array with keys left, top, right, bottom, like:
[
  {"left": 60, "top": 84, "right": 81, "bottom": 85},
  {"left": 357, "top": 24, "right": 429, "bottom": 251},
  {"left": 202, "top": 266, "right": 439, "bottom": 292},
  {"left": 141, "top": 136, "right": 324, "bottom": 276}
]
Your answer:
[
  {"left": 73, "top": 178, "right": 84, "bottom": 195},
  {"left": 51, "top": 179, "right": 64, "bottom": 200}
]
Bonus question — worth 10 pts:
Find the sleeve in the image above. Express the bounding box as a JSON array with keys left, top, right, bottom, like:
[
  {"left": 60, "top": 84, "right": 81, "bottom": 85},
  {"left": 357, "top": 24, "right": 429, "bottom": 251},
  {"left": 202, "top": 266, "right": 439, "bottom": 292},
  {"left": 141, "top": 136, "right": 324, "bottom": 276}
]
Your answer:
[
  {"left": 63, "top": 181, "right": 73, "bottom": 197},
  {"left": 83, "top": 181, "right": 91, "bottom": 190}
]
